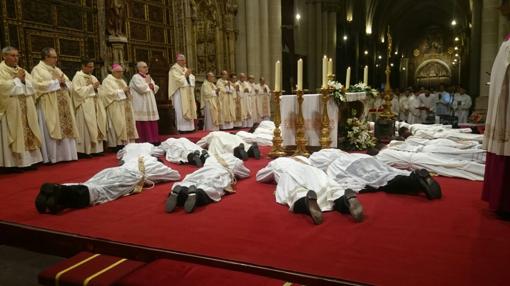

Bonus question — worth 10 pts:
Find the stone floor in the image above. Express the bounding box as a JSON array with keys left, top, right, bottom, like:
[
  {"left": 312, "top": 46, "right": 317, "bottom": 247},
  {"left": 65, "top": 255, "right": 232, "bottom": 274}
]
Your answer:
[{"left": 0, "top": 245, "right": 62, "bottom": 286}]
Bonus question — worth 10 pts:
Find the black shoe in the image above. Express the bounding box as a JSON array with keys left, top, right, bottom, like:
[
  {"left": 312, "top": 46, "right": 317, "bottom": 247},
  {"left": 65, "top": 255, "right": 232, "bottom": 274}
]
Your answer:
[
  {"left": 247, "top": 143, "right": 260, "bottom": 159},
  {"left": 184, "top": 186, "right": 198, "bottom": 213},
  {"left": 187, "top": 151, "right": 203, "bottom": 167},
  {"left": 304, "top": 190, "right": 323, "bottom": 225},
  {"left": 200, "top": 150, "right": 209, "bottom": 164},
  {"left": 344, "top": 189, "right": 364, "bottom": 222},
  {"left": 35, "top": 183, "right": 66, "bottom": 214},
  {"left": 414, "top": 169, "right": 442, "bottom": 200},
  {"left": 166, "top": 186, "right": 185, "bottom": 213},
  {"left": 233, "top": 143, "right": 248, "bottom": 161},
  {"left": 35, "top": 183, "right": 53, "bottom": 213}
]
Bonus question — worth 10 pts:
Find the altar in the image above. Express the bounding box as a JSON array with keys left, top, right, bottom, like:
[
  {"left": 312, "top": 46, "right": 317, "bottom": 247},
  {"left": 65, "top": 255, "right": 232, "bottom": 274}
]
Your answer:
[{"left": 280, "top": 94, "right": 338, "bottom": 147}]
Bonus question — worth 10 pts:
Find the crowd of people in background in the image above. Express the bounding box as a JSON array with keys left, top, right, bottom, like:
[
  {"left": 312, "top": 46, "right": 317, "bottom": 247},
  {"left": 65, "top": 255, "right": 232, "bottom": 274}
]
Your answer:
[{"left": 366, "top": 84, "right": 472, "bottom": 125}]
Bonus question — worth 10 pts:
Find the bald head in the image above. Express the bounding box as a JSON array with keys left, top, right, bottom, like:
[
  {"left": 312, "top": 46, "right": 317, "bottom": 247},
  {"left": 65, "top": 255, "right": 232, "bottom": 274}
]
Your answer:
[
  {"left": 221, "top": 70, "right": 229, "bottom": 79},
  {"left": 239, "top": 73, "right": 246, "bottom": 81}
]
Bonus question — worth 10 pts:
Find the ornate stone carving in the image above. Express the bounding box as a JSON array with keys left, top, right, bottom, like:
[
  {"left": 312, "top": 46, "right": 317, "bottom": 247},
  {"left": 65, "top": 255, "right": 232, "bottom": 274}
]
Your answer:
[{"left": 107, "top": 0, "right": 127, "bottom": 37}]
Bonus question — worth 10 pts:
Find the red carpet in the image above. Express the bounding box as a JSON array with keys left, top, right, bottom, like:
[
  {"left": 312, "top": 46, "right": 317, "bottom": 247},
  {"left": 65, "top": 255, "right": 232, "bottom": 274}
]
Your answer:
[{"left": 1, "top": 142, "right": 510, "bottom": 285}]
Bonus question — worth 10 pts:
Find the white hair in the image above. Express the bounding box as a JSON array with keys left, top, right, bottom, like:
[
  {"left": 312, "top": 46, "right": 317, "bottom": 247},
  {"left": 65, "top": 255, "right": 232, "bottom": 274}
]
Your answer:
[
  {"left": 2, "top": 46, "right": 17, "bottom": 56},
  {"left": 136, "top": 61, "right": 147, "bottom": 70}
]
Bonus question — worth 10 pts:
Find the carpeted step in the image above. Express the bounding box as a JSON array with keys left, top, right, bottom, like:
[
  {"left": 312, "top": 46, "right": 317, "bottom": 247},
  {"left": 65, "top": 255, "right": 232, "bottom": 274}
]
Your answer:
[
  {"left": 114, "top": 258, "right": 301, "bottom": 286},
  {"left": 38, "top": 252, "right": 145, "bottom": 286}
]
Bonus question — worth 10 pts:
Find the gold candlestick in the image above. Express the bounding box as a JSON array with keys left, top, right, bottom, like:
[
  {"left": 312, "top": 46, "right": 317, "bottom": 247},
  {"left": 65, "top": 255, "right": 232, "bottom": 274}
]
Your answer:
[
  {"left": 319, "top": 74, "right": 334, "bottom": 149},
  {"left": 379, "top": 27, "right": 396, "bottom": 120},
  {"left": 268, "top": 90, "right": 286, "bottom": 158},
  {"left": 294, "top": 90, "right": 309, "bottom": 157}
]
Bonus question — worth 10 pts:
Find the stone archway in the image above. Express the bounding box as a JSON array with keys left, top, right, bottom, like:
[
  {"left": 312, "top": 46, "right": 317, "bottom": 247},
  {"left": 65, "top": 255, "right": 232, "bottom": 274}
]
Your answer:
[{"left": 414, "top": 59, "right": 452, "bottom": 88}]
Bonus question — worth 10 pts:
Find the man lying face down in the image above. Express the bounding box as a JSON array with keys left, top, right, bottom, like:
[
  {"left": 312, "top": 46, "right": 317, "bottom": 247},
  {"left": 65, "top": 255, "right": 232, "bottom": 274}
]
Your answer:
[
  {"left": 256, "top": 156, "right": 365, "bottom": 225},
  {"left": 165, "top": 152, "right": 250, "bottom": 213},
  {"left": 196, "top": 131, "right": 260, "bottom": 161},
  {"left": 35, "top": 143, "right": 180, "bottom": 214}
]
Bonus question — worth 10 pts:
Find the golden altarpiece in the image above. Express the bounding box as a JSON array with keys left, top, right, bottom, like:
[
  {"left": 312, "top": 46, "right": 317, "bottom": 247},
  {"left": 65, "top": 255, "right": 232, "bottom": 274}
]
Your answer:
[{"left": 0, "top": 0, "right": 238, "bottom": 134}]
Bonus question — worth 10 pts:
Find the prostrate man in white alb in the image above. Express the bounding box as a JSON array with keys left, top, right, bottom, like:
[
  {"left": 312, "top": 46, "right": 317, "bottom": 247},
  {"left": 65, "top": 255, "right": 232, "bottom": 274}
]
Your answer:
[
  {"left": 373, "top": 143, "right": 485, "bottom": 181},
  {"left": 159, "top": 137, "right": 208, "bottom": 167},
  {"left": 35, "top": 143, "right": 180, "bottom": 214},
  {"left": 0, "top": 46, "right": 43, "bottom": 169},
  {"left": 165, "top": 152, "right": 250, "bottom": 213},
  {"left": 129, "top": 61, "right": 160, "bottom": 144},
  {"left": 196, "top": 130, "right": 260, "bottom": 160},
  {"left": 309, "top": 149, "right": 442, "bottom": 200},
  {"left": 256, "top": 156, "right": 364, "bottom": 224},
  {"left": 168, "top": 54, "right": 197, "bottom": 132},
  {"left": 236, "top": 120, "right": 274, "bottom": 146},
  {"left": 71, "top": 58, "right": 106, "bottom": 156}
]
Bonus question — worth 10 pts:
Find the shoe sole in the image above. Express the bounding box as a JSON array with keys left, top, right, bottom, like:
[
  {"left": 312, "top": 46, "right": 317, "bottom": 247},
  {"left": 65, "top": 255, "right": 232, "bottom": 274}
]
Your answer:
[
  {"left": 305, "top": 191, "right": 323, "bottom": 225},
  {"left": 348, "top": 198, "right": 364, "bottom": 222},
  {"left": 165, "top": 192, "right": 179, "bottom": 213},
  {"left": 184, "top": 193, "right": 197, "bottom": 213}
]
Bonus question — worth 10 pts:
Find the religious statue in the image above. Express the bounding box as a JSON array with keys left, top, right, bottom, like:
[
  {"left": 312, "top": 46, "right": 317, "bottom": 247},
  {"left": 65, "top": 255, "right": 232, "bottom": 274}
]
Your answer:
[{"left": 107, "top": 0, "right": 127, "bottom": 37}]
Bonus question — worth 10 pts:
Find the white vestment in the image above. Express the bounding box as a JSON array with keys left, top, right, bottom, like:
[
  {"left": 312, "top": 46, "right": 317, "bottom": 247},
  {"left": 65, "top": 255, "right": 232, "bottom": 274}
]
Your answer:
[
  {"left": 309, "top": 149, "right": 410, "bottom": 192},
  {"left": 256, "top": 157, "right": 345, "bottom": 211},
  {"left": 376, "top": 148, "right": 485, "bottom": 181},
  {"left": 78, "top": 156, "right": 179, "bottom": 205},
  {"left": 484, "top": 40, "right": 510, "bottom": 156},
  {"left": 117, "top": 142, "right": 165, "bottom": 162},
  {"left": 172, "top": 153, "right": 250, "bottom": 202},
  {"left": 159, "top": 137, "right": 203, "bottom": 163},
  {"left": 419, "top": 93, "right": 437, "bottom": 122},
  {"left": 0, "top": 65, "right": 43, "bottom": 167},
  {"left": 71, "top": 71, "right": 105, "bottom": 155},
  {"left": 453, "top": 93, "right": 472, "bottom": 124},
  {"left": 196, "top": 131, "right": 252, "bottom": 155},
  {"left": 32, "top": 62, "right": 78, "bottom": 163},
  {"left": 129, "top": 73, "right": 160, "bottom": 121},
  {"left": 398, "top": 95, "right": 409, "bottom": 121},
  {"left": 387, "top": 138, "right": 486, "bottom": 164},
  {"left": 407, "top": 94, "right": 422, "bottom": 124}
]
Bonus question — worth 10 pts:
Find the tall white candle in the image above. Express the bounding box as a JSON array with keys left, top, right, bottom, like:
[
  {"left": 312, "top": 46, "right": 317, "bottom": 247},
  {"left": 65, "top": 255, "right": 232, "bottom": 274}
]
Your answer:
[
  {"left": 327, "top": 58, "right": 333, "bottom": 76},
  {"left": 275, "top": 60, "right": 281, "bottom": 92},
  {"left": 322, "top": 55, "right": 327, "bottom": 88},
  {"left": 346, "top": 66, "right": 351, "bottom": 90},
  {"left": 297, "top": 58, "right": 303, "bottom": 91},
  {"left": 363, "top": 65, "right": 369, "bottom": 86}
]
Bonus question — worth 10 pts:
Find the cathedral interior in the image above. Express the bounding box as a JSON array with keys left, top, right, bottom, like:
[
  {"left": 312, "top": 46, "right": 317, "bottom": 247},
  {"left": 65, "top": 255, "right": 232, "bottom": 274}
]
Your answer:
[{"left": 0, "top": 0, "right": 507, "bottom": 114}]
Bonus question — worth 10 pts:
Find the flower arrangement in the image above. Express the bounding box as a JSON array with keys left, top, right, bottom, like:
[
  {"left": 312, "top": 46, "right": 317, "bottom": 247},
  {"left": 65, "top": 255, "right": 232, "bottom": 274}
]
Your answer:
[
  {"left": 345, "top": 117, "right": 376, "bottom": 150},
  {"left": 347, "top": 82, "right": 371, "bottom": 93},
  {"left": 327, "top": 80, "right": 346, "bottom": 105}
]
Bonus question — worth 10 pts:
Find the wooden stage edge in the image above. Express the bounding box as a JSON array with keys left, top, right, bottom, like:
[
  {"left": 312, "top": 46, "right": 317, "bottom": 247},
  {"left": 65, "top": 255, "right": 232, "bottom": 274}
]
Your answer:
[{"left": 0, "top": 221, "right": 366, "bottom": 286}]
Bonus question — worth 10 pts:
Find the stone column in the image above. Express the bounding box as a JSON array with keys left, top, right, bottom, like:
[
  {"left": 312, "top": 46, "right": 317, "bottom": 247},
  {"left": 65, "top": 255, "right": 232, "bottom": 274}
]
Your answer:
[
  {"left": 235, "top": 0, "right": 247, "bottom": 73},
  {"left": 260, "top": 0, "right": 270, "bottom": 81},
  {"left": 327, "top": 11, "right": 337, "bottom": 73},
  {"left": 315, "top": 1, "right": 323, "bottom": 88},
  {"left": 268, "top": 0, "right": 282, "bottom": 90},
  {"left": 97, "top": 0, "right": 108, "bottom": 78},
  {"left": 306, "top": 0, "right": 316, "bottom": 91},
  {"left": 246, "top": 0, "right": 261, "bottom": 77},
  {"left": 479, "top": 0, "right": 502, "bottom": 102},
  {"left": 468, "top": 0, "right": 482, "bottom": 99}
]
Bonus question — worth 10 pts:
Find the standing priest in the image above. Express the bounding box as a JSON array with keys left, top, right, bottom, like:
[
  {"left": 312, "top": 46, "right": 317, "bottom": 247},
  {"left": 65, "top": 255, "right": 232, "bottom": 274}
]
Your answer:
[
  {"left": 482, "top": 0, "right": 510, "bottom": 219},
  {"left": 31, "top": 47, "right": 78, "bottom": 163},
  {"left": 130, "top": 61, "right": 160, "bottom": 144},
  {"left": 168, "top": 54, "right": 197, "bottom": 132},
  {"left": 0, "top": 46, "right": 43, "bottom": 169},
  {"left": 71, "top": 59, "right": 106, "bottom": 156}
]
